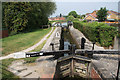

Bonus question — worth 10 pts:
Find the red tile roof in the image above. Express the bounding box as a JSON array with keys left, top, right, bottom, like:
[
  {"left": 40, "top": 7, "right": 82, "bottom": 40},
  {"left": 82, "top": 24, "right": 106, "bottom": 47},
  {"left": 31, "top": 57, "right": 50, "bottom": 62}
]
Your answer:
[
  {"left": 48, "top": 17, "right": 65, "bottom": 21},
  {"left": 108, "top": 10, "right": 120, "bottom": 15},
  {"left": 86, "top": 10, "right": 120, "bottom": 18}
]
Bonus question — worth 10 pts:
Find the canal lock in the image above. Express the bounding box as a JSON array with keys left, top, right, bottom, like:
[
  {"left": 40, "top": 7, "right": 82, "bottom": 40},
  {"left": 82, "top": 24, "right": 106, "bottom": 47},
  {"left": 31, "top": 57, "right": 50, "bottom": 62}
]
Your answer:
[
  {"left": 59, "top": 22, "right": 80, "bottom": 56},
  {"left": 55, "top": 22, "right": 91, "bottom": 79}
]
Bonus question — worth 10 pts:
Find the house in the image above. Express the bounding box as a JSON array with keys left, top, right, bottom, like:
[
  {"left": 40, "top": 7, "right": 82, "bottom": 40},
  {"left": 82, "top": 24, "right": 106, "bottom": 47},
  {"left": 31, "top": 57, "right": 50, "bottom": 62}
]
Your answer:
[
  {"left": 48, "top": 17, "right": 65, "bottom": 21},
  {"left": 84, "top": 10, "right": 98, "bottom": 21},
  {"left": 107, "top": 10, "right": 120, "bottom": 20},
  {"left": 84, "top": 10, "right": 120, "bottom": 21}
]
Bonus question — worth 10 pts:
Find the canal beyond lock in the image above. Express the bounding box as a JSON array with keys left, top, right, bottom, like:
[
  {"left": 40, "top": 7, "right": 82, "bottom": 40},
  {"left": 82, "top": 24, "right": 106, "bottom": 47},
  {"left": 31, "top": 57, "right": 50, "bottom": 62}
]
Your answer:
[{"left": 61, "top": 22, "right": 79, "bottom": 50}]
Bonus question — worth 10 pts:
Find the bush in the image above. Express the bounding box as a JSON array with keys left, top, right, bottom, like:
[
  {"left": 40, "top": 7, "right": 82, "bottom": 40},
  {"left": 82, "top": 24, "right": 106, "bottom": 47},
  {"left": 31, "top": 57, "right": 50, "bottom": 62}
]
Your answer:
[
  {"left": 73, "top": 18, "right": 79, "bottom": 21},
  {"left": 82, "top": 20, "right": 87, "bottom": 22},
  {"left": 67, "top": 15, "right": 74, "bottom": 21},
  {"left": 73, "top": 21, "right": 117, "bottom": 47}
]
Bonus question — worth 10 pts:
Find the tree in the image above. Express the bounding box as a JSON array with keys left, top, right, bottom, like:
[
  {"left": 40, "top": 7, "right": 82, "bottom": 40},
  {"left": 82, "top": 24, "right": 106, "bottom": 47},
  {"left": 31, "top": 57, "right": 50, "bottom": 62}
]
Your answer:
[
  {"left": 67, "top": 15, "right": 74, "bottom": 21},
  {"left": 77, "top": 15, "right": 80, "bottom": 18},
  {"left": 96, "top": 7, "right": 108, "bottom": 22},
  {"left": 60, "top": 13, "right": 62, "bottom": 17},
  {"left": 81, "top": 14, "right": 85, "bottom": 19},
  {"left": 68, "top": 11, "right": 78, "bottom": 18},
  {"left": 2, "top": 2, "right": 56, "bottom": 35}
]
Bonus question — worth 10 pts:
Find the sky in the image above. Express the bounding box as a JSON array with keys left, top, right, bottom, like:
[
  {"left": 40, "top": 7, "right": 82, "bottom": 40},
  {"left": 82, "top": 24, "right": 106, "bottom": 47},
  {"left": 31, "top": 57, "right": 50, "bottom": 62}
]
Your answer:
[{"left": 50, "top": 0, "right": 119, "bottom": 17}]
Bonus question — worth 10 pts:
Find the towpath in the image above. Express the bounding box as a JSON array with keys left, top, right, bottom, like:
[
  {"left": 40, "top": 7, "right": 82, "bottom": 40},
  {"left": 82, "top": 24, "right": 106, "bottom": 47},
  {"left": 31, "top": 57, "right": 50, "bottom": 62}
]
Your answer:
[{"left": 0, "top": 27, "right": 54, "bottom": 60}]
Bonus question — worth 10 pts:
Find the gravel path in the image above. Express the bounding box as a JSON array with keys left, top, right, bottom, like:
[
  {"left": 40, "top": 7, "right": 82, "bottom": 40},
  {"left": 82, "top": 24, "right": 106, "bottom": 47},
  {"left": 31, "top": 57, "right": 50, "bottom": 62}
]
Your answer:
[
  {"left": 42, "top": 27, "right": 61, "bottom": 51},
  {"left": 0, "top": 27, "right": 54, "bottom": 60}
]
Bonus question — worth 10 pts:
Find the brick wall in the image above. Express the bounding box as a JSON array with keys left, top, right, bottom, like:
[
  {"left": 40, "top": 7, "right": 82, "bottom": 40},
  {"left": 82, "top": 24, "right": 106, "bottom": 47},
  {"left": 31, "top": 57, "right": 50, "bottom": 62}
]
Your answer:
[
  {"left": 0, "top": 30, "right": 8, "bottom": 38},
  {"left": 91, "top": 67, "right": 102, "bottom": 80}
]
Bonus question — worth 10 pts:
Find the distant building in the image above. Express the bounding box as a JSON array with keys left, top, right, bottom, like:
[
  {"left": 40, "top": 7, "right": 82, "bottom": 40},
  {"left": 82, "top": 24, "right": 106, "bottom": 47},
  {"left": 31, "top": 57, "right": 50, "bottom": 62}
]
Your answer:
[
  {"left": 107, "top": 10, "right": 120, "bottom": 20},
  {"left": 48, "top": 17, "right": 65, "bottom": 21},
  {"left": 84, "top": 10, "right": 98, "bottom": 21},
  {"left": 84, "top": 10, "right": 120, "bottom": 21}
]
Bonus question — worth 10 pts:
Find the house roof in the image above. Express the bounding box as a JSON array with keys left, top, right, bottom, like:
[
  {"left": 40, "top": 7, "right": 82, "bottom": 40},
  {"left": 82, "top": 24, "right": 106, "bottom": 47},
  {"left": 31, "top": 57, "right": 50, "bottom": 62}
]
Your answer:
[
  {"left": 86, "top": 10, "right": 120, "bottom": 18},
  {"left": 84, "top": 14, "right": 98, "bottom": 20},
  {"left": 48, "top": 17, "right": 65, "bottom": 21},
  {"left": 108, "top": 10, "right": 120, "bottom": 15},
  {"left": 86, "top": 10, "right": 98, "bottom": 18}
]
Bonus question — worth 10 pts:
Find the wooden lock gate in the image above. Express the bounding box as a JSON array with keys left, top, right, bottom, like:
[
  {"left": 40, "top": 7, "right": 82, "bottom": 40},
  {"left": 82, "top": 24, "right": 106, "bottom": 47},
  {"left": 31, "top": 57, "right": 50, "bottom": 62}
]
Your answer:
[{"left": 25, "top": 45, "right": 120, "bottom": 79}]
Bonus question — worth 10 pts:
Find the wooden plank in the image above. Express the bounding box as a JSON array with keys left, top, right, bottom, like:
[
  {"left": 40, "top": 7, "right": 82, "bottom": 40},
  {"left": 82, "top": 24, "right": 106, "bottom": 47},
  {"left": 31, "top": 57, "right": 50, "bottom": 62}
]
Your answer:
[
  {"left": 60, "top": 69, "right": 70, "bottom": 76},
  {"left": 74, "top": 63, "right": 87, "bottom": 70},
  {"left": 73, "top": 55, "right": 91, "bottom": 62},
  {"left": 58, "top": 60, "right": 70, "bottom": 66},
  {"left": 70, "top": 58, "right": 74, "bottom": 77},
  {"left": 57, "top": 55, "right": 73, "bottom": 62},
  {"left": 74, "top": 72, "right": 87, "bottom": 78},
  {"left": 60, "top": 63, "right": 70, "bottom": 71}
]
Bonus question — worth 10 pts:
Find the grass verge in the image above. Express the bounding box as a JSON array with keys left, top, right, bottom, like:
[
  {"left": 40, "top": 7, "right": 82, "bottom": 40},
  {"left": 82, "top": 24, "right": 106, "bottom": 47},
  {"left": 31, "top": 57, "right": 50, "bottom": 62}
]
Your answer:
[
  {"left": 1, "top": 27, "right": 52, "bottom": 56},
  {"left": 1, "top": 27, "right": 56, "bottom": 79}
]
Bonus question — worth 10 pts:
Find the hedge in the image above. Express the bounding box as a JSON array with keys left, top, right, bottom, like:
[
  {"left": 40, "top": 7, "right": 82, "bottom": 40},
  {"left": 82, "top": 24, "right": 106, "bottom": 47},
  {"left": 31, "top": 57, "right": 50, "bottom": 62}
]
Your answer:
[{"left": 73, "top": 21, "right": 117, "bottom": 47}]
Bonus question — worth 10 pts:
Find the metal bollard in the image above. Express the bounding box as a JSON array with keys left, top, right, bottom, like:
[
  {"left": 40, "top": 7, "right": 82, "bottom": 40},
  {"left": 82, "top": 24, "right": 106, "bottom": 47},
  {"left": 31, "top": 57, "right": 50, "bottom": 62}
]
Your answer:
[
  {"left": 92, "top": 42, "right": 95, "bottom": 50},
  {"left": 50, "top": 43, "right": 54, "bottom": 51},
  {"left": 81, "top": 37, "right": 86, "bottom": 49}
]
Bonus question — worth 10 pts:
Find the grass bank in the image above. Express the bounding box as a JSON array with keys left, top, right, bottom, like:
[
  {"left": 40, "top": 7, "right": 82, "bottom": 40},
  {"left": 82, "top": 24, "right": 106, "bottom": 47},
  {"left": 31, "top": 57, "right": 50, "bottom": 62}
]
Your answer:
[
  {"left": 1, "top": 27, "right": 52, "bottom": 56},
  {"left": 1, "top": 27, "right": 57, "bottom": 79}
]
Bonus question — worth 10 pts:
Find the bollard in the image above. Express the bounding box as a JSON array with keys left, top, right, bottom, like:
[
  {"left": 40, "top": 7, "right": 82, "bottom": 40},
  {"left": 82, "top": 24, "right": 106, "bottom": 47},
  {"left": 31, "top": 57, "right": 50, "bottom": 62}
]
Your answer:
[
  {"left": 50, "top": 43, "right": 54, "bottom": 51},
  {"left": 92, "top": 42, "right": 95, "bottom": 50},
  {"left": 59, "top": 27, "right": 64, "bottom": 50},
  {"left": 81, "top": 37, "right": 86, "bottom": 49}
]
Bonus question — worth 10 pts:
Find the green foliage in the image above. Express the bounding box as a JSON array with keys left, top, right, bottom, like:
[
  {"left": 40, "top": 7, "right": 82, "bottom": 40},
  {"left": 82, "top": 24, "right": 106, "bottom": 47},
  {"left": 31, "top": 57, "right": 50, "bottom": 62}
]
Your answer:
[
  {"left": 67, "top": 15, "right": 74, "bottom": 21},
  {"left": 96, "top": 7, "right": 108, "bottom": 22},
  {"left": 73, "top": 21, "right": 117, "bottom": 47},
  {"left": 2, "top": 28, "right": 51, "bottom": 56},
  {"left": 80, "top": 14, "right": 85, "bottom": 19},
  {"left": 68, "top": 11, "right": 78, "bottom": 18},
  {"left": 24, "top": 57, "right": 38, "bottom": 63},
  {"left": 82, "top": 20, "right": 87, "bottom": 22},
  {"left": 2, "top": 2, "right": 56, "bottom": 35},
  {"left": 77, "top": 15, "right": 80, "bottom": 18},
  {"left": 73, "top": 18, "right": 79, "bottom": 21}
]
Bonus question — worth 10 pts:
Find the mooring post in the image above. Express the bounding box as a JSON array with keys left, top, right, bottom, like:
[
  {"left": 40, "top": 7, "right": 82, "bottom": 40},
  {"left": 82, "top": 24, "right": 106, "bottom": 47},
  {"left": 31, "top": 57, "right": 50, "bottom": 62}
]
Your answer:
[
  {"left": 92, "top": 42, "right": 95, "bottom": 50},
  {"left": 59, "top": 27, "right": 64, "bottom": 50},
  {"left": 81, "top": 37, "right": 86, "bottom": 49},
  {"left": 50, "top": 43, "right": 54, "bottom": 51}
]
